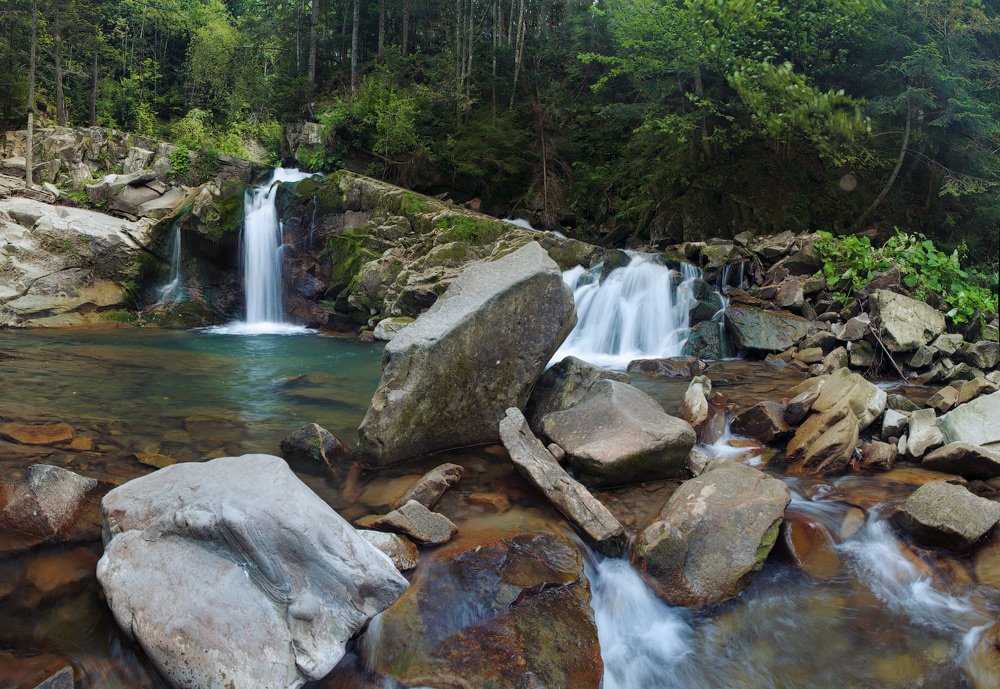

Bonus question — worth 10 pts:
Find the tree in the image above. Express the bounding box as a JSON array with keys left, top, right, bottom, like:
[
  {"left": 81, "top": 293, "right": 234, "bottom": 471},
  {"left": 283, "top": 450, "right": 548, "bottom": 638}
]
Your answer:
[
  {"left": 26, "top": 0, "right": 37, "bottom": 188},
  {"left": 309, "top": 0, "right": 319, "bottom": 82}
]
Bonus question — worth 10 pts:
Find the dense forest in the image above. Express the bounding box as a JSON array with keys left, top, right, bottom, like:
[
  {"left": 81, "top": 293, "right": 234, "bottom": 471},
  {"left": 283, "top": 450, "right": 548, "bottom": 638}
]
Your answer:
[{"left": 2, "top": 0, "right": 998, "bottom": 261}]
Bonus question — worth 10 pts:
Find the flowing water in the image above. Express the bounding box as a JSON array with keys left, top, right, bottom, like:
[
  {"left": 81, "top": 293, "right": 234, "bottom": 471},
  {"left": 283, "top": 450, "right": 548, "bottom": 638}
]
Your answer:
[{"left": 156, "top": 223, "right": 183, "bottom": 304}]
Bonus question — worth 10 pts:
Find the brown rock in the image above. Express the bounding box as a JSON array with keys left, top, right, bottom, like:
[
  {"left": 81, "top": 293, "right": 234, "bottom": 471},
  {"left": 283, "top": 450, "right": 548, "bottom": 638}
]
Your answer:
[
  {"left": 860, "top": 440, "right": 897, "bottom": 471},
  {"left": 782, "top": 516, "right": 841, "bottom": 579},
  {"left": 926, "top": 385, "right": 959, "bottom": 413},
  {"left": 0, "top": 422, "right": 75, "bottom": 446},
  {"left": 358, "top": 530, "right": 419, "bottom": 571},
  {"left": 133, "top": 452, "right": 177, "bottom": 469},
  {"left": 893, "top": 481, "right": 1000, "bottom": 551},
  {"left": 279, "top": 423, "right": 350, "bottom": 465},
  {"left": 373, "top": 500, "right": 458, "bottom": 545},
  {"left": 784, "top": 382, "right": 823, "bottom": 426},
  {"left": 731, "top": 402, "right": 790, "bottom": 442},
  {"left": 394, "top": 463, "right": 464, "bottom": 509},
  {"left": 0, "top": 465, "right": 101, "bottom": 553},
  {"left": 67, "top": 437, "right": 95, "bottom": 452},
  {"left": 626, "top": 356, "right": 704, "bottom": 379},
  {"left": 466, "top": 492, "right": 511, "bottom": 512}
]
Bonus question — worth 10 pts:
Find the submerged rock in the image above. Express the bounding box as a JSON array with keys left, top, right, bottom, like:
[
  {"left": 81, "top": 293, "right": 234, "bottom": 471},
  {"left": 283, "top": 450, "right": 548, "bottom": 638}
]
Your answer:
[
  {"left": 500, "top": 408, "right": 625, "bottom": 557},
  {"left": 97, "top": 454, "right": 407, "bottom": 689},
  {"left": 540, "top": 380, "right": 695, "bottom": 486},
  {"left": 525, "top": 355, "right": 630, "bottom": 430},
  {"left": 358, "top": 242, "right": 576, "bottom": 465},
  {"left": 393, "top": 463, "right": 464, "bottom": 509},
  {"left": 633, "top": 461, "right": 790, "bottom": 607},
  {"left": 358, "top": 530, "right": 419, "bottom": 571},
  {"left": 0, "top": 465, "right": 101, "bottom": 553},
  {"left": 626, "top": 356, "right": 705, "bottom": 379},
  {"left": 965, "top": 617, "right": 1000, "bottom": 689},
  {"left": 280, "top": 422, "right": 351, "bottom": 465},
  {"left": 365, "top": 530, "right": 603, "bottom": 689},
  {"left": 893, "top": 481, "right": 1000, "bottom": 551}
]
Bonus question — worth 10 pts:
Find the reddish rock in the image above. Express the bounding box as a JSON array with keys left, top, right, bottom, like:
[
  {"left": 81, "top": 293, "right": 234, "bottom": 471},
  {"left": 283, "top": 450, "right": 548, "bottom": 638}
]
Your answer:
[
  {"left": 731, "top": 402, "right": 790, "bottom": 442},
  {"left": 0, "top": 422, "right": 75, "bottom": 446}
]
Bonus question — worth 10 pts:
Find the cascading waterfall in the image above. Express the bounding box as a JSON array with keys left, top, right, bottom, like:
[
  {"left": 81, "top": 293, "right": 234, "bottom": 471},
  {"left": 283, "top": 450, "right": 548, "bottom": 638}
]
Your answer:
[
  {"left": 157, "top": 223, "right": 183, "bottom": 304},
  {"left": 552, "top": 253, "right": 701, "bottom": 369},
  {"left": 714, "top": 262, "right": 745, "bottom": 359}
]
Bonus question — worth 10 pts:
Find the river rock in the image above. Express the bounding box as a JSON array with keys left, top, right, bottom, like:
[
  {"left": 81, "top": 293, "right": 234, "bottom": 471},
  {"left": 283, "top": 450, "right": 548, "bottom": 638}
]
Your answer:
[
  {"left": 626, "top": 355, "right": 704, "bottom": 379},
  {"left": 965, "top": 617, "right": 1000, "bottom": 689},
  {"left": 540, "top": 380, "right": 695, "bottom": 486},
  {"left": 525, "top": 355, "right": 629, "bottom": 430},
  {"left": 893, "top": 481, "right": 1000, "bottom": 551},
  {"left": 634, "top": 461, "right": 790, "bottom": 607},
  {"left": 731, "top": 402, "right": 790, "bottom": 442},
  {"left": 97, "top": 454, "right": 408, "bottom": 689},
  {"left": 358, "top": 530, "right": 419, "bottom": 571},
  {"left": 939, "top": 391, "right": 1000, "bottom": 451},
  {"left": 725, "top": 305, "right": 813, "bottom": 354},
  {"left": 869, "top": 289, "right": 946, "bottom": 352},
  {"left": 683, "top": 320, "right": 724, "bottom": 360},
  {"left": 860, "top": 440, "right": 897, "bottom": 471},
  {"left": 881, "top": 409, "right": 909, "bottom": 439},
  {"left": 926, "top": 385, "right": 959, "bottom": 413},
  {"left": 907, "top": 408, "right": 946, "bottom": 458},
  {"left": 366, "top": 530, "right": 603, "bottom": 689},
  {"left": 784, "top": 382, "right": 824, "bottom": 426},
  {"left": 0, "top": 422, "right": 75, "bottom": 446},
  {"left": 679, "top": 376, "right": 712, "bottom": 428},
  {"left": 500, "top": 408, "right": 625, "bottom": 556},
  {"left": 955, "top": 341, "right": 1000, "bottom": 370},
  {"left": 811, "top": 368, "right": 887, "bottom": 430},
  {"left": 373, "top": 500, "right": 458, "bottom": 545},
  {"left": 393, "top": 463, "right": 464, "bottom": 509},
  {"left": 0, "top": 465, "right": 100, "bottom": 553},
  {"left": 279, "top": 423, "right": 350, "bottom": 465},
  {"left": 921, "top": 443, "right": 1000, "bottom": 480},
  {"left": 358, "top": 242, "right": 576, "bottom": 465},
  {"left": 957, "top": 377, "right": 997, "bottom": 405}
]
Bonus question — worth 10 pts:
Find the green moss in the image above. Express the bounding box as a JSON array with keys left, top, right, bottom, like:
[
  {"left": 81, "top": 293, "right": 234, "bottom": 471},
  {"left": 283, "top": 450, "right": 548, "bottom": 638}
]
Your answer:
[
  {"left": 321, "top": 230, "right": 384, "bottom": 295},
  {"left": 398, "top": 192, "right": 430, "bottom": 216},
  {"left": 434, "top": 214, "right": 503, "bottom": 244},
  {"left": 753, "top": 518, "right": 783, "bottom": 572}
]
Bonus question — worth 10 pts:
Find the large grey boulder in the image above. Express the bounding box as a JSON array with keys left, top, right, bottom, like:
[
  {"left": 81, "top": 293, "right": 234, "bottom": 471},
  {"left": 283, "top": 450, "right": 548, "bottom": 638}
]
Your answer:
[
  {"left": 633, "top": 461, "right": 790, "bottom": 607},
  {"left": 869, "top": 289, "right": 946, "bottom": 352},
  {"left": 500, "top": 408, "right": 625, "bottom": 556},
  {"left": 97, "top": 454, "right": 408, "bottom": 689},
  {"left": 524, "top": 355, "right": 629, "bottom": 431},
  {"left": 893, "top": 481, "right": 1000, "bottom": 551},
  {"left": 938, "top": 391, "right": 1000, "bottom": 451},
  {"left": 540, "top": 380, "right": 695, "bottom": 486},
  {"left": 725, "top": 304, "right": 813, "bottom": 354},
  {"left": 358, "top": 242, "right": 576, "bottom": 465},
  {"left": 922, "top": 442, "right": 1000, "bottom": 480}
]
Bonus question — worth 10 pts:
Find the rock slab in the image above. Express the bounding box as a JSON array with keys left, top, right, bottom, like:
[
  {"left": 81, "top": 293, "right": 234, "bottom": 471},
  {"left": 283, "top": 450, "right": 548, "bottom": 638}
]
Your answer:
[
  {"left": 358, "top": 242, "right": 576, "bottom": 465},
  {"left": 893, "top": 481, "right": 1000, "bottom": 551},
  {"left": 938, "top": 390, "right": 1000, "bottom": 451},
  {"left": 97, "top": 454, "right": 408, "bottom": 689}
]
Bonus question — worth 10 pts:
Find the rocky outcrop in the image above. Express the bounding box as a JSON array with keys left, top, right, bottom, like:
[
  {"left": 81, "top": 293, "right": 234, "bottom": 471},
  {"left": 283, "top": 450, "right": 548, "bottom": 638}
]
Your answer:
[
  {"left": 500, "top": 408, "right": 625, "bottom": 557},
  {"left": 893, "top": 481, "right": 1000, "bottom": 551},
  {"left": 539, "top": 380, "right": 695, "bottom": 486},
  {"left": 524, "top": 355, "right": 630, "bottom": 431},
  {"left": 634, "top": 461, "right": 790, "bottom": 607},
  {"left": 725, "top": 304, "right": 813, "bottom": 354},
  {"left": 365, "top": 530, "right": 603, "bottom": 689},
  {"left": 97, "top": 454, "right": 408, "bottom": 689},
  {"left": 358, "top": 241, "right": 576, "bottom": 465}
]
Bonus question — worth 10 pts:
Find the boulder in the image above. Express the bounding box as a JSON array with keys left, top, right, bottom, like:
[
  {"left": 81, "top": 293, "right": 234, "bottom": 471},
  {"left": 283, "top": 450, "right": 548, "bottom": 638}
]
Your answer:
[
  {"left": 893, "top": 481, "right": 1000, "bottom": 551},
  {"left": 926, "top": 385, "right": 959, "bottom": 413},
  {"left": 683, "top": 320, "right": 724, "bottom": 360},
  {"left": 921, "top": 443, "right": 1000, "bottom": 480},
  {"left": 837, "top": 314, "right": 870, "bottom": 342},
  {"left": 955, "top": 341, "right": 1000, "bottom": 370},
  {"left": 869, "top": 289, "right": 946, "bottom": 352},
  {"left": 795, "top": 409, "right": 860, "bottom": 474},
  {"left": 731, "top": 402, "right": 790, "bottom": 442},
  {"left": 358, "top": 530, "right": 419, "bottom": 571},
  {"left": 848, "top": 340, "right": 875, "bottom": 368},
  {"left": 633, "top": 461, "right": 790, "bottom": 607},
  {"left": 500, "top": 408, "right": 625, "bottom": 556},
  {"left": 810, "top": 367, "right": 886, "bottom": 430},
  {"left": 679, "top": 376, "right": 712, "bottom": 428},
  {"left": 725, "top": 305, "right": 813, "bottom": 354},
  {"left": 626, "top": 355, "right": 704, "bottom": 379},
  {"left": 393, "top": 463, "right": 464, "bottom": 509},
  {"left": 932, "top": 333, "right": 965, "bottom": 356},
  {"left": 525, "top": 355, "right": 630, "bottom": 431},
  {"left": 372, "top": 316, "right": 414, "bottom": 341},
  {"left": 540, "top": 380, "right": 695, "bottom": 486},
  {"left": 122, "top": 146, "right": 153, "bottom": 174},
  {"left": 373, "top": 500, "right": 458, "bottom": 545},
  {"left": 909, "top": 345, "right": 937, "bottom": 369},
  {"left": 907, "top": 408, "right": 946, "bottom": 458},
  {"left": 358, "top": 242, "right": 576, "bottom": 465},
  {"left": 97, "top": 454, "right": 408, "bottom": 689},
  {"left": 957, "top": 377, "right": 998, "bottom": 405},
  {"left": 279, "top": 423, "right": 350, "bottom": 465},
  {"left": 0, "top": 465, "right": 100, "bottom": 553},
  {"left": 860, "top": 440, "right": 896, "bottom": 471},
  {"left": 365, "top": 530, "right": 603, "bottom": 689}
]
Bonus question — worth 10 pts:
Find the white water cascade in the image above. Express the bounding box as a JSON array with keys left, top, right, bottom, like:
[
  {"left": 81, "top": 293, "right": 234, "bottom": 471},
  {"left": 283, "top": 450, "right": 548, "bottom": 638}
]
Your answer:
[
  {"left": 552, "top": 253, "right": 701, "bottom": 369},
  {"left": 157, "top": 223, "right": 183, "bottom": 304},
  {"left": 209, "top": 168, "right": 315, "bottom": 335}
]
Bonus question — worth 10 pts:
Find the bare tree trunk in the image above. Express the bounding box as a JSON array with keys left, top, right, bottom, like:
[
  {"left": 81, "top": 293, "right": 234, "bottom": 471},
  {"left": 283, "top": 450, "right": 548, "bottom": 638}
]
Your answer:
[
  {"left": 465, "top": 0, "right": 474, "bottom": 99},
  {"left": 89, "top": 51, "right": 98, "bottom": 126},
  {"left": 455, "top": 0, "right": 462, "bottom": 106},
  {"left": 26, "top": 0, "right": 37, "bottom": 189},
  {"left": 55, "top": 31, "right": 67, "bottom": 126},
  {"left": 378, "top": 0, "right": 385, "bottom": 55},
  {"left": 858, "top": 106, "right": 912, "bottom": 229},
  {"left": 507, "top": 0, "right": 515, "bottom": 47},
  {"left": 308, "top": 0, "right": 319, "bottom": 82},
  {"left": 351, "top": 0, "right": 359, "bottom": 92},
  {"left": 402, "top": 0, "right": 410, "bottom": 56},
  {"left": 509, "top": 0, "right": 526, "bottom": 109},
  {"left": 492, "top": 0, "right": 498, "bottom": 114}
]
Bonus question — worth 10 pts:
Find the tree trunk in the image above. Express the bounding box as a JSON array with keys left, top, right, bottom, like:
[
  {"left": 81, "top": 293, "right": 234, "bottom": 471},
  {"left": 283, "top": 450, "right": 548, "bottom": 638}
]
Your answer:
[
  {"left": 492, "top": 0, "right": 498, "bottom": 114},
  {"left": 378, "top": 0, "right": 385, "bottom": 55},
  {"left": 26, "top": 0, "right": 37, "bottom": 189},
  {"left": 465, "top": 0, "right": 474, "bottom": 99},
  {"left": 351, "top": 0, "right": 359, "bottom": 92},
  {"left": 308, "top": 0, "right": 319, "bottom": 82},
  {"left": 89, "top": 52, "right": 99, "bottom": 126},
  {"left": 55, "top": 32, "right": 67, "bottom": 126},
  {"left": 509, "top": 0, "right": 526, "bottom": 108},
  {"left": 857, "top": 106, "right": 912, "bottom": 229},
  {"left": 402, "top": 0, "right": 410, "bottom": 56}
]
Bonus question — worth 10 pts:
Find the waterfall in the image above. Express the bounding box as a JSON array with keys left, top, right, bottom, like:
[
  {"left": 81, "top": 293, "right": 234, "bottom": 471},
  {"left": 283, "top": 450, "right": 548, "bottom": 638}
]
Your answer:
[
  {"left": 157, "top": 223, "right": 183, "bottom": 304},
  {"left": 552, "top": 253, "right": 701, "bottom": 369},
  {"left": 208, "top": 168, "right": 315, "bottom": 335},
  {"left": 714, "top": 262, "right": 745, "bottom": 359}
]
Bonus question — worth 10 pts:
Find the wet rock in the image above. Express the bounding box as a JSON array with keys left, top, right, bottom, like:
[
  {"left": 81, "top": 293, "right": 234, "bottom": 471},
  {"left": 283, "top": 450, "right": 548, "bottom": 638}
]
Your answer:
[
  {"left": 97, "top": 454, "right": 408, "bottom": 689},
  {"left": 634, "top": 461, "right": 790, "bottom": 607},
  {"left": 782, "top": 516, "right": 841, "bottom": 579},
  {"left": 133, "top": 452, "right": 177, "bottom": 469},
  {"left": 784, "top": 382, "right": 823, "bottom": 426},
  {"left": 540, "top": 380, "right": 695, "bottom": 486},
  {"left": 500, "top": 408, "right": 625, "bottom": 557},
  {"left": 731, "top": 402, "right": 790, "bottom": 442},
  {"left": 794, "top": 409, "right": 860, "bottom": 475},
  {"left": 881, "top": 409, "right": 909, "bottom": 439},
  {"left": 922, "top": 443, "right": 1000, "bottom": 480},
  {"left": 954, "top": 341, "right": 1000, "bottom": 370},
  {"left": 848, "top": 340, "right": 875, "bottom": 368},
  {"left": 373, "top": 500, "right": 458, "bottom": 545},
  {"left": 0, "top": 465, "right": 100, "bottom": 553},
  {"left": 860, "top": 440, "right": 897, "bottom": 471},
  {"left": 358, "top": 242, "right": 576, "bottom": 465},
  {"left": 525, "top": 355, "right": 629, "bottom": 430},
  {"left": 893, "top": 481, "right": 1000, "bottom": 551},
  {"left": 837, "top": 314, "right": 870, "bottom": 342},
  {"left": 0, "top": 422, "right": 75, "bottom": 446},
  {"left": 466, "top": 492, "right": 511, "bottom": 512},
  {"left": 907, "top": 409, "right": 945, "bottom": 458},
  {"left": 938, "top": 392, "right": 1000, "bottom": 451},
  {"left": 869, "top": 289, "right": 946, "bottom": 352},
  {"left": 372, "top": 316, "right": 413, "bottom": 341},
  {"left": 393, "top": 463, "right": 464, "bottom": 509},
  {"left": 725, "top": 305, "right": 813, "bottom": 354},
  {"left": 679, "top": 376, "right": 712, "bottom": 428},
  {"left": 366, "top": 530, "right": 603, "bottom": 689},
  {"left": 776, "top": 278, "right": 805, "bottom": 311},
  {"left": 626, "top": 355, "right": 704, "bottom": 379},
  {"left": 358, "top": 530, "right": 419, "bottom": 571},
  {"left": 280, "top": 423, "right": 350, "bottom": 465},
  {"left": 926, "top": 385, "right": 959, "bottom": 413}
]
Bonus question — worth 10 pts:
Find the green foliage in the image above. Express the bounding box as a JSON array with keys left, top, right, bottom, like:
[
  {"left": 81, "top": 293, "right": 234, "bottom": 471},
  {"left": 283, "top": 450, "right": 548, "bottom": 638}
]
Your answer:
[
  {"left": 169, "top": 146, "right": 191, "bottom": 178},
  {"left": 815, "top": 229, "right": 999, "bottom": 325}
]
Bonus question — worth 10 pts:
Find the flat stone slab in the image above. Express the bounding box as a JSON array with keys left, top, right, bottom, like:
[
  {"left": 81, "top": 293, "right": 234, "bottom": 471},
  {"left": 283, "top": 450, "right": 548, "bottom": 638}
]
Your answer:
[
  {"left": 893, "top": 480, "right": 1000, "bottom": 551},
  {"left": 373, "top": 499, "right": 458, "bottom": 545},
  {"left": 921, "top": 442, "right": 1000, "bottom": 480},
  {"left": 939, "top": 391, "right": 1000, "bottom": 451}
]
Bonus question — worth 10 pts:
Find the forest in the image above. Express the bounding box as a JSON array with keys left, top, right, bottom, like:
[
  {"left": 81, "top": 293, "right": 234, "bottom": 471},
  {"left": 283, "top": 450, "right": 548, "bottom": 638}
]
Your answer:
[{"left": 2, "top": 0, "right": 999, "bottom": 262}]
